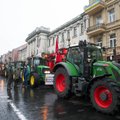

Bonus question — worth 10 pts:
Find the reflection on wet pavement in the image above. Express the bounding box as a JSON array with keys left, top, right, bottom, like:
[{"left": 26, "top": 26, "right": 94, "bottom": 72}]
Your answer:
[
  {"left": 0, "top": 78, "right": 19, "bottom": 120},
  {"left": 0, "top": 76, "right": 120, "bottom": 120}
]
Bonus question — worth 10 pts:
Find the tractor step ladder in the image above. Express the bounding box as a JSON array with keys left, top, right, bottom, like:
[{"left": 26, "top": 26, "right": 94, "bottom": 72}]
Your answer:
[{"left": 72, "top": 77, "right": 87, "bottom": 96}]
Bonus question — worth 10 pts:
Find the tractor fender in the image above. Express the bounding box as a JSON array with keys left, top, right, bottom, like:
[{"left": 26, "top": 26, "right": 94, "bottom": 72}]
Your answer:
[{"left": 53, "top": 62, "right": 79, "bottom": 76}]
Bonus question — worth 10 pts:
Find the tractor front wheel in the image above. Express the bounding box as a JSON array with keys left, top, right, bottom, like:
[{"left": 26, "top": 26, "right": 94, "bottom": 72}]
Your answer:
[
  {"left": 54, "top": 67, "right": 72, "bottom": 99},
  {"left": 90, "top": 79, "right": 120, "bottom": 114},
  {"left": 30, "top": 73, "right": 39, "bottom": 88}
]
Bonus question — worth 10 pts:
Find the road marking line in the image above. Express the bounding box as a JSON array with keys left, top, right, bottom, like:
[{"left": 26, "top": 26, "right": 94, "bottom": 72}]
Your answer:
[
  {"left": 8, "top": 101, "right": 27, "bottom": 120},
  {"left": 0, "top": 96, "right": 9, "bottom": 98}
]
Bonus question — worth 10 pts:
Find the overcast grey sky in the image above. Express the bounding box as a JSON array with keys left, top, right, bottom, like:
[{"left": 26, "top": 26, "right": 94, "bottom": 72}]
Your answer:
[{"left": 0, "top": 0, "right": 89, "bottom": 55}]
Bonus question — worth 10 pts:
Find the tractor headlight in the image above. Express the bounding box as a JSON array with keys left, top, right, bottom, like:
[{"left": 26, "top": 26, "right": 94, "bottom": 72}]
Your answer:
[{"left": 44, "top": 70, "right": 50, "bottom": 74}]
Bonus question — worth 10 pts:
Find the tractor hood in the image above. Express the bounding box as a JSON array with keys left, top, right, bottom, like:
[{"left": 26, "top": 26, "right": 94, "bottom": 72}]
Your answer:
[
  {"left": 112, "top": 62, "right": 120, "bottom": 69},
  {"left": 37, "top": 65, "right": 50, "bottom": 74},
  {"left": 93, "top": 61, "right": 120, "bottom": 82}
]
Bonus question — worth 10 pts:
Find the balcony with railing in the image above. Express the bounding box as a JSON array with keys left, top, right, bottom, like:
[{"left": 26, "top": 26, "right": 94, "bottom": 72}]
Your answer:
[
  {"left": 87, "top": 23, "right": 106, "bottom": 36},
  {"left": 84, "top": 0, "right": 105, "bottom": 15}
]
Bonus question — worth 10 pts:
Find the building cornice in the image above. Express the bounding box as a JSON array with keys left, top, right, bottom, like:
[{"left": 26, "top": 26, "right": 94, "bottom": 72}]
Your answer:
[
  {"left": 26, "top": 27, "right": 50, "bottom": 42},
  {"left": 48, "top": 12, "right": 86, "bottom": 36}
]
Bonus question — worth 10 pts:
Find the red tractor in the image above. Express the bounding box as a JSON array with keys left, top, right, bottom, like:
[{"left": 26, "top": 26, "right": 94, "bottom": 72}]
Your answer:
[
  {"left": 46, "top": 48, "right": 68, "bottom": 71},
  {"left": 44, "top": 48, "right": 68, "bottom": 85}
]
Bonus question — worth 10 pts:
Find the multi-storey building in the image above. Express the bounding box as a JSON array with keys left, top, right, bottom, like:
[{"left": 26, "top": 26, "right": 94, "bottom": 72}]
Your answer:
[
  {"left": 0, "top": 54, "right": 8, "bottom": 64},
  {"left": 85, "top": 0, "right": 120, "bottom": 62},
  {"left": 26, "top": 26, "right": 50, "bottom": 58},
  {"left": 5, "top": 51, "right": 12, "bottom": 63},
  {"left": 48, "top": 13, "right": 89, "bottom": 53},
  {"left": 18, "top": 44, "right": 27, "bottom": 61},
  {"left": 11, "top": 44, "right": 27, "bottom": 62},
  {"left": 0, "top": 44, "right": 27, "bottom": 63}
]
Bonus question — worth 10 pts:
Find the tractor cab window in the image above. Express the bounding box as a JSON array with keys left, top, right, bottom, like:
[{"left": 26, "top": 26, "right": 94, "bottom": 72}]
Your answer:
[
  {"left": 67, "top": 47, "right": 83, "bottom": 73},
  {"left": 16, "top": 62, "right": 23, "bottom": 69},
  {"left": 33, "top": 58, "right": 46, "bottom": 67},
  {"left": 40, "top": 58, "right": 46, "bottom": 65},
  {"left": 33, "top": 59, "right": 40, "bottom": 66},
  {"left": 88, "top": 46, "right": 102, "bottom": 63}
]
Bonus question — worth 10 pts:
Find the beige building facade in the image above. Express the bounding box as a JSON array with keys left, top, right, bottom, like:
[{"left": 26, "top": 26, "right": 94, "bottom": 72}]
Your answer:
[{"left": 85, "top": 0, "right": 120, "bottom": 62}]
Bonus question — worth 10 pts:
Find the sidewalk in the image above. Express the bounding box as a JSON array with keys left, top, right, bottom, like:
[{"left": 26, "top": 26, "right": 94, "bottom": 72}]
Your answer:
[{"left": 0, "top": 76, "right": 19, "bottom": 120}]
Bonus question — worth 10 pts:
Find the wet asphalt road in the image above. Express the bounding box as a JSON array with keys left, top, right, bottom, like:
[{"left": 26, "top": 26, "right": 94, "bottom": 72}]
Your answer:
[{"left": 0, "top": 76, "right": 120, "bottom": 120}]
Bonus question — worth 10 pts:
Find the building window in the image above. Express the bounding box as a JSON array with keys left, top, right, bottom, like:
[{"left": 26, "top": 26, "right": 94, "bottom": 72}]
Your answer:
[
  {"left": 48, "top": 39, "right": 50, "bottom": 47},
  {"left": 81, "top": 23, "right": 84, "bottom": 34},
  {"left": 67, "top": 30, "right": 70, "bottom": 39},
  {"left": 109, "top": 34, "right": 116, "bottom": 48},
  {"left": 73, "top": 27, "right": 77, "bottom": 37},
  {"left": 96, "top": 37, "right": 102, "bottom": 47},
  {"left": 52, "top": 37, "right": 55, "bottom": 45},
  {"left": 108, "top": 9, "right": 115, "bottom": 23},
  {"left": 84, "top": 19, "right": 86, "bottom": 29},
  {"left": 96, "top": 15, "right": 102, "bottom": 25},
  {"left": 62, "top": 33, "right": 64, "bottom": 42},
  {"left": 37, "top": 38, "right": 40, "bottom": 47}
]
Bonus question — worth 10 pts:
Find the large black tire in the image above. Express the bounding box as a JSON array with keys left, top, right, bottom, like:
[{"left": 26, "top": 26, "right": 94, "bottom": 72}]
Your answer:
[
  {"left": 30, "top": 73, "right": 39, "bottom": 88},
  {"left": 90, "top": 78, "right": 120, "bottom": 114},
  {"left": 54, "top": 67, "right": 72, "bottom": 99}
]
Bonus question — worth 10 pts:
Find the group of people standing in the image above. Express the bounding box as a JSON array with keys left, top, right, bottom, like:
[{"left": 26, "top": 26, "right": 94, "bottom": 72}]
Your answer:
[{"left": 7, "top": 60, "right": 30, "bottom": 90}]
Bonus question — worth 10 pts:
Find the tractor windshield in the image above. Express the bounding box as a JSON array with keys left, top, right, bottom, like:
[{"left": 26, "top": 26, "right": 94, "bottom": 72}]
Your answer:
[
  {"left": 67, "top": 47, "right": 83, "bottom": 70},
  {"left": 34, "top": 58, "right": 40, "bottom": 66},
  {"left": 88, "top": 45, "right": 103, "bottom": 62},
  {"left": 16, "top": 62, "right": 24, "bottom": 69},
  {"left": 33, "top": 58, "right": 46, "bottom": 66}
]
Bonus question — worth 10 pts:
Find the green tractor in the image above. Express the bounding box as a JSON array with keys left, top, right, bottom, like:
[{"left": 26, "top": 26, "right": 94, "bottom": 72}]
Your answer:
[
  {"left": 27, "top": 56, "right": 51, "bottom": 88},
  {"left": 53, "top": 40, "right": 120, "bottom": 114},
  {"left": 12, "top": 61, "right": 25, "bottom": 84}
]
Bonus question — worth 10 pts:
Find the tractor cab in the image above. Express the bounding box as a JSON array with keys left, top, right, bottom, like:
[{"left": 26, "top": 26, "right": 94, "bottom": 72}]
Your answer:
[
  {"left": 12, "top": 61, "right": 25, "bottom": 81},
  {"left": 9, "top": 62, "right": 16, "bottom": 71},
  {"left": 28, "top": 57, "right": 46, "bottom": 69},
  {"left": 15, "top": 61, "right": 25, "bottom": 70},
  {"left": 66, "top": 41, "right": 103, "bottom": 79},
  {"left": 83, "top": 42, "right": 103, "bottom": 79}
]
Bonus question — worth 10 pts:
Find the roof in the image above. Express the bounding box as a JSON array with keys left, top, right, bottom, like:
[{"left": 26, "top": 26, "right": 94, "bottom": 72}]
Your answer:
[
  {"left": 48, "top": 12, "right": 86, "bottom": 36},
  {"left": 26, "top": 27, "right": 50, "bottom": 42}
]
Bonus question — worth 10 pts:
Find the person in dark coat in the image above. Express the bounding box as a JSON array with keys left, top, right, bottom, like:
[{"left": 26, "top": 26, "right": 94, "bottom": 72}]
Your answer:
[
  {"left": 7, "top": 61, "right": 14, "bottom": 90},
  {"left": 23, "top": 63, "right": 30, "bottom": 87}
]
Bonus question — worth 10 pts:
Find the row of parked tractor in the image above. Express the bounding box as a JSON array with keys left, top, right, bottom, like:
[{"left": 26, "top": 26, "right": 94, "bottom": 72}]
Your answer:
[
  {"left": 0, "top": 61, "right": 25, "bottom": 81},
  {"left": 0, "top": 45, "right": 68, "bottom": 88},
  {"left": 1, "top": 40, "right": 120, "bottom": 115}
]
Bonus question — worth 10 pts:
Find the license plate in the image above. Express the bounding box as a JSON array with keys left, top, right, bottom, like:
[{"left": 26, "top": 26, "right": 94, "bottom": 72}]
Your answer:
[{"left": 45, "top": 74, "right": 54, "bottom": 85}]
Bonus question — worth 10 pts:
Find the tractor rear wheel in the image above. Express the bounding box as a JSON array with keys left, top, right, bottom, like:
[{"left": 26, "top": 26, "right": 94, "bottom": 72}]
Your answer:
[
  {"left": 30, "top": 73, "right": 39, "bottom": 88},
  {"left": 90, "top": 79, "right": 120, "bottom": 114},
  {"left": 54, "top": 67, "right": 72, "bottom": 99}
]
